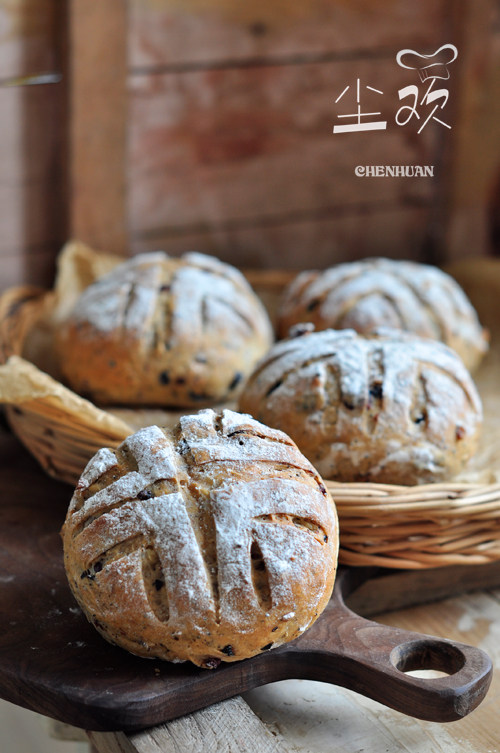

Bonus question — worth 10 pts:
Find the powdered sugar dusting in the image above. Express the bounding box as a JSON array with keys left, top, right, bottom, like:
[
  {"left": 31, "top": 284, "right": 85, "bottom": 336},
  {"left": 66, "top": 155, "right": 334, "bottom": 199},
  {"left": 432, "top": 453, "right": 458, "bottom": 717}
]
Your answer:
[
  {"left": 122, "top": 425, "right": 179, "bottom": 480},
  {"left": 74, "top": 472, "right": 145, "bottom": 525},
  {"left": 179, "top": 409, "right": 320, "bottom": 476},
  {"left": 220, "top": 410, "right": 295, "bottom": 446},
  {"left": 145, "top": 494, "right": 216, "bottom": 624},
  {"left": 78, "top": 493, "right": 216, "bottom": 627},
  {"left": 77, "top": 496, "right": 155, "bottom": 563},
  {"left": 169, "top": 265, "right": 267, "bottom": 345},
  {"left": 70, "top": 252, "right": 164, "bottom": 335},
  {"left": 186, "top": 433, "right": 315, "bottom": 469},
  {"left": 77, "top": 448, "right": 118, "bottom": 491},
  {"left": 68, "top": 250, "right": 271, "bottom": 344},
  {"left": 213, "top": 478, "right": 335, "bottom": 626},
  {"left": 279, "top": 258, "right": 488, "bottom": 369}
]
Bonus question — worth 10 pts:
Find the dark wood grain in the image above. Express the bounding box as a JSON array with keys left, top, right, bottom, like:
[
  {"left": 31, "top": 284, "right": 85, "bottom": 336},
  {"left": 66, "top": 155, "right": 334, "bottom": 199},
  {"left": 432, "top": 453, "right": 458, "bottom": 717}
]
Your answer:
[{"left": 0, "top": 433, "right": 492, "bottom": 732}]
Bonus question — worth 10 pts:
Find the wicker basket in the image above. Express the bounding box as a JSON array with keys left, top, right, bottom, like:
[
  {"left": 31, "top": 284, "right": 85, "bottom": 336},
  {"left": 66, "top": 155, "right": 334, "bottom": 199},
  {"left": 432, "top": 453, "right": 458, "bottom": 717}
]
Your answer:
[{"left": 1, "top": 242, "right": 500, "bottom": 569}]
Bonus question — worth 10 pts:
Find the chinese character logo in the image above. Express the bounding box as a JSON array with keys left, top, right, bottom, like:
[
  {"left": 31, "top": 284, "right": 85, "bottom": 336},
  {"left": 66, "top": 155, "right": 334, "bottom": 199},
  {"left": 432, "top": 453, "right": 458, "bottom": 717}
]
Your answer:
[
  {"left": 332, "top": 44, "right": 458, "bottom": 135},
  {"left": 396, "top": 44, "right": 458, "bottom": 132},
  {"left": 333, "top": 78, "right": 387, "bottom": 133}
]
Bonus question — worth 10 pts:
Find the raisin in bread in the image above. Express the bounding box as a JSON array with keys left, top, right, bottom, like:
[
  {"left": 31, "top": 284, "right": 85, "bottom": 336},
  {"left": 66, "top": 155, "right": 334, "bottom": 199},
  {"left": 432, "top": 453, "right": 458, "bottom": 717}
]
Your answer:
[
  {"left": 57, "top": 251, "right": 273, "bottom": 407},
  {"left": 238, "top": 328, "right": 482, "bottom": 484},
  {"left": 61, "top": 409, "right": 338, "bottom": 667},
  {"left": 277, "top": 258, "right": 488, "bottom": 371}
]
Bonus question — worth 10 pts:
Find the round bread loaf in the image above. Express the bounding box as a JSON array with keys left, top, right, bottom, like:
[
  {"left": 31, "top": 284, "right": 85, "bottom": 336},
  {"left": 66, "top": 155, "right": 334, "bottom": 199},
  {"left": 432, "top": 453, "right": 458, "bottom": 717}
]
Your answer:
[
  {"left": 57, "top": 251, "right": 273, "bottom": 407},
  {"left": 61, "top": 409, "right": 338, "bottom": 667},
  {"left": 238, "top": 328, "right": 482, "bottom": 484},
  {"left": 277, "top": 258, "right": 488, "bottom": 371}
]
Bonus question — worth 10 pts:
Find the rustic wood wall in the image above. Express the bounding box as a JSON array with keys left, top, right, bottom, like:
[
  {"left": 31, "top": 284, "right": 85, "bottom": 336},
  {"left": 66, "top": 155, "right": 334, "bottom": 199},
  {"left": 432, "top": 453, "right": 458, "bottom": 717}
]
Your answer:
[
  {"left": 0, "top": 0, "right": 498, "bottom": 292},
  {"left": 125, "top": 0, "right": 500, "bottom": 268},
  {"left": 126, "top": 0, "right": 440, "bottom": 268},
  {"left": 0, "top": 1, "right": 65, "bottom": 290}
]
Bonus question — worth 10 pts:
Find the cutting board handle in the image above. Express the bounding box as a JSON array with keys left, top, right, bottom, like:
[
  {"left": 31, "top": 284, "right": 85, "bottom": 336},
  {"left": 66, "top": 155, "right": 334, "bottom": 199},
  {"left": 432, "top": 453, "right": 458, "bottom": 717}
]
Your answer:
[{"left": 289, "top": 568, "right": 492, "bottom": 722}]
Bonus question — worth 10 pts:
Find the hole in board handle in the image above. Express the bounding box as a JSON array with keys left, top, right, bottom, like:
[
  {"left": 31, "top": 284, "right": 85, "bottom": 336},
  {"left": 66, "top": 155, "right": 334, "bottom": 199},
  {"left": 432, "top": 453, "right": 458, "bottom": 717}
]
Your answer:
[{"left": 390, "top": 639, "right": 466, "bottom": 678}]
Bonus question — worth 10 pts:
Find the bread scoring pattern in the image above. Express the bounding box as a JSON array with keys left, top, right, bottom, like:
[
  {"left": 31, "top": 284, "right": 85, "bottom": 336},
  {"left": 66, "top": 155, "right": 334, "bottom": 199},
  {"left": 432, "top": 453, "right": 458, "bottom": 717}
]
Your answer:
[
  {"left": 62, "top": 410, "right": 338, "bottom": 667},
  {"left": 57, "top": 252, "right": 273, "bottom": 406},
  {"left": 278, "top": 258, "right": 488, "bottom": 371},
  {"left": 238, "top": 329, "right": 482, "bottom": 484},
  {"left": 73, "top": 252, "right": 262, "bottom": 342}
]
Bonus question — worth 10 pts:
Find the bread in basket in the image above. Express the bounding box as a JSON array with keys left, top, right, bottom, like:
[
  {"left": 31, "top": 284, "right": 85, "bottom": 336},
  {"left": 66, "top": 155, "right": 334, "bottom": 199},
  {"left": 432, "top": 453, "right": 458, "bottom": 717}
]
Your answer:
[{"left": 1, "top": 242, "right": 500, "bottom": 569}]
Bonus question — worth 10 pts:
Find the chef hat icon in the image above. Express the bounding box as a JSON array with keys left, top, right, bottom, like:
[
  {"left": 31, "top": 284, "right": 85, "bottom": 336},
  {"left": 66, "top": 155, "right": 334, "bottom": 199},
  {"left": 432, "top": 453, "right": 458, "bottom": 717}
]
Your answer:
[{"left": 396, "top": 44, "right": 458, "bottom": 82}]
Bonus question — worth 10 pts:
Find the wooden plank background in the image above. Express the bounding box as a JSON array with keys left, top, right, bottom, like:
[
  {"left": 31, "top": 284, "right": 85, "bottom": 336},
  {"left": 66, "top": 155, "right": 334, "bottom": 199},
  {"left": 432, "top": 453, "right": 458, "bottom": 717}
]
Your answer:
[
  {"left": 128, "top": 0, "right": 449, "bottom": 68},
  {"left": 126, "top": 0, "right": 442, "bottom": 267},
  {"left": 0, "top": 0, "right": 64, "bottom": 290},
  {"left": 67, "top": 0, "right": 128, "bottom": 257},
  {"left": 0, "top": 0, "right": 499, "bottom": 291},
  {"left": 127, "top": 57, "right": 435, "bottom": 268}
]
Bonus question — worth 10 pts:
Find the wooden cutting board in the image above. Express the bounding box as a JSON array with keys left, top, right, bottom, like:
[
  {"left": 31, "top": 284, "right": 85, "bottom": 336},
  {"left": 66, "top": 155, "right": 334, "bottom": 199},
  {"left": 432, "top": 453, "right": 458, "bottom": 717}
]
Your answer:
[{"left": 0, "top": 431, "right": 494, "bottom": 733}]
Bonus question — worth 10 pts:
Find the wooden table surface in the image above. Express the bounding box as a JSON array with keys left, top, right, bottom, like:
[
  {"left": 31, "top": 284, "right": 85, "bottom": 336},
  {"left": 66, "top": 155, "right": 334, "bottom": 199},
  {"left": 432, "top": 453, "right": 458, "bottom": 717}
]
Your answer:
[{"left": 85, "top": 582, "right": 500, "bottom": 753}]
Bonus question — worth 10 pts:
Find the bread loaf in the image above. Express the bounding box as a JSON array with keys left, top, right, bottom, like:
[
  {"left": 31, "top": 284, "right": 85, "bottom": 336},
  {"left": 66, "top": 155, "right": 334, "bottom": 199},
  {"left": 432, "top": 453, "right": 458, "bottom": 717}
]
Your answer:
[
  {"left": 278, "top": 258, "right": 488, "bottom": 371},
  {"left": 57, "top": 251, "right": 273, "bottom": 407},
  {"left": 61, "top": 409, "right": 338, "bottom": 667},
  {"left": 239, "top": 328, "right": 482, "bottom": 484}
]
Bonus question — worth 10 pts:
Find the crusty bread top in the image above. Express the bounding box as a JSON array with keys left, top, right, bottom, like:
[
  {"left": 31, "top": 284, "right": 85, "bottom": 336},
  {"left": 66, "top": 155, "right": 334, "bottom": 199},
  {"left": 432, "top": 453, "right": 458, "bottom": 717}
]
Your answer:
[
  {"left": 68, "top": 251, "right": 267, "bottom": 338},
  {"left": 239, "top": 328, "right": 482, "bottom": 483},
  {"left": 62, "top": 409, "right": 338, "bottom": 666},
  {"left": 57, "top": 251, "right": 273, "bottom": 406},
  {"left": 278, "top": 258, "right": 488, "bottom": 371}
]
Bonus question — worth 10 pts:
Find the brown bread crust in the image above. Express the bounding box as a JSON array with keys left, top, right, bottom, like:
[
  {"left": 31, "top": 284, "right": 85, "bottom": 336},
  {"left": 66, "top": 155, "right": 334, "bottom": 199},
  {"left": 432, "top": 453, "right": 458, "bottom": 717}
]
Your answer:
[
  {"left": 239, "top": 328, "right": 482, "bottom": 484},
  {"left": 57, "top": 251, "right": 273, "bottom": 407},
  {"left": 62, "top": 409, "right": 338, "bottom": 667},
  {"left": 277, "top": 258, "right": 488, "bottom": 371}
]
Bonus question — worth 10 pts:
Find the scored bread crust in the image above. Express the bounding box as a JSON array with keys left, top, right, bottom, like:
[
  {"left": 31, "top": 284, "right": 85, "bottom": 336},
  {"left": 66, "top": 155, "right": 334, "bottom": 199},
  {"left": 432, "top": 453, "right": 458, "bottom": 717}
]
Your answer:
[
  {"left": 277, "top": 258, "right": 489, "bottom": 371},
  {"left": 61, "top": 409, "right": 338, "bottom": 668},
  {"left": 56, "top": 251, "right": 273, "bottom": 407},
  {"left": 238, "top": 328, "right": 483, "bottom": 484}
]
